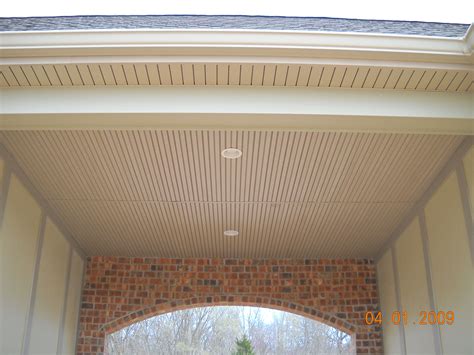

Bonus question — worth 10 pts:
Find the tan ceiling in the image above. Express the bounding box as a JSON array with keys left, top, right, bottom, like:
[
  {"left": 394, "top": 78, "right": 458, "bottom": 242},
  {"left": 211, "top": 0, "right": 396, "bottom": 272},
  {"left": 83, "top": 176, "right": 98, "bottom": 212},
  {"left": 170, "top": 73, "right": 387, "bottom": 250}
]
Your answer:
[
  {"left": 0, "top": 130, "right": 464, "bottom": 257},
  {"left": 1, "top": 63, "right": 472, "bottom": 92}
]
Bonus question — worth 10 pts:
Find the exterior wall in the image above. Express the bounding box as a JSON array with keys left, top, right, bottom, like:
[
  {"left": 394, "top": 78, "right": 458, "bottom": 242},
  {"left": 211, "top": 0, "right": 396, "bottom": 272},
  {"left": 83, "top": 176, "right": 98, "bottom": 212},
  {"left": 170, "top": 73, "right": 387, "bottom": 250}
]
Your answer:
[
  {"left": 463, "top": 147, "right": 474, "bottom": 222},
  {"left": 78, "top": 257, "right": 382, "bottom": 354},
  {"left": 395, "top": 220, "right": 435, "bottom": 354},
  {"left": 376, "top": 251, "right": 402, "bottom": 354},
  {"left": 376, "top": 142, "right": 473, "bottom": 354},
  {"left": 0, "top": 152, "right": 85, "bottom": 354}
]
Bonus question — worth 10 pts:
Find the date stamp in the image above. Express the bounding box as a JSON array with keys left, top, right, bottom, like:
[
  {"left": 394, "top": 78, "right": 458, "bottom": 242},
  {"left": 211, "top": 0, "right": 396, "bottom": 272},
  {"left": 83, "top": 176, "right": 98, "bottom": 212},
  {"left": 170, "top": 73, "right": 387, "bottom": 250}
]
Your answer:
[{"left": 365, "top": 311, "right": 455, "bottom": 326}]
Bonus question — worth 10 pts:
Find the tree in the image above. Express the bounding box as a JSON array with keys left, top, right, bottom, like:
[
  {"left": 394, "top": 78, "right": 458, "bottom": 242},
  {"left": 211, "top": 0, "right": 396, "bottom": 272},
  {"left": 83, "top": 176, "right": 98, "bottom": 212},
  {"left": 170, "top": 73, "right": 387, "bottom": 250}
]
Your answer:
[
  {"left": 233, "top": 334, "right": 255, "bottom": 355},
  {"left": 106, "top": 306, "right": 353, "bottom": 354}
]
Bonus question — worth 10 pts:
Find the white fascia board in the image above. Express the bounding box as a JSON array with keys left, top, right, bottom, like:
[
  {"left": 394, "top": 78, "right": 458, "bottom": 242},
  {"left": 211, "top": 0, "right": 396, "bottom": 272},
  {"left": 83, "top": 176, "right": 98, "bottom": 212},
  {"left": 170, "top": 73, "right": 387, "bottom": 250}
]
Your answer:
[
  {"left": 0, "top": 29, "right": 472, "bottom": 65},
  {"left": 1, "top": 86, "right": 472, "bottom": 134}
]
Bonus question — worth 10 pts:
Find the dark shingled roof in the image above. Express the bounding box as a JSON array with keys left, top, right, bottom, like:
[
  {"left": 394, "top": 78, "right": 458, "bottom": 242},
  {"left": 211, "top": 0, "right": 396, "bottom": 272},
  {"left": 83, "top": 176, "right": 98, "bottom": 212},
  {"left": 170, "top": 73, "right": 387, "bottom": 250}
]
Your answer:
[{"left": 0, "top": 15, "right": 469, "bottom": 37}]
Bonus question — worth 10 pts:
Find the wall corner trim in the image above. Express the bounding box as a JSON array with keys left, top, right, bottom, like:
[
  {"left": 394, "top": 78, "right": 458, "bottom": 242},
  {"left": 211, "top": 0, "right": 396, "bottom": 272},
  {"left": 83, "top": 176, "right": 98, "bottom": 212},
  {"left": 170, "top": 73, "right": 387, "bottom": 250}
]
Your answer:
[
  {"left": 73, "top": 260, "right": 87, "bottom": 355},
  {"left": 0, "top": 161, "right": 12, "bottom": 228},
  {"left": 456, "top": 163, "right": 474, "bottom": 263},
  {"left": 21, "top": 211, "right": 46, "bottom": 355},
  {"left": 56, "top": 246, "right": 73, "bottom": 354},
  {"left": 391, "top": 246, "right": 407, "bottom": 355},
  {"left": 418, "top": 211, "right": 443, "bottom": 355}
]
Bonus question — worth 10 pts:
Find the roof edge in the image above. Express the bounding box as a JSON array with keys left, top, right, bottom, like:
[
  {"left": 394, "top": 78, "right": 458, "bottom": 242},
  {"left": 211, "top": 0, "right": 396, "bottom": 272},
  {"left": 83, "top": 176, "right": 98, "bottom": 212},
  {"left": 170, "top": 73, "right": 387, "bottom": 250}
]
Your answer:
[
  {"left": 0, "top": 14, "right": 470, "bottom": 26},
  {"left": 1, "top": 28, "right": 471, "bottom": 65},
  {"left": 0, "top": 15, "right": 469, "bottom": 38}
]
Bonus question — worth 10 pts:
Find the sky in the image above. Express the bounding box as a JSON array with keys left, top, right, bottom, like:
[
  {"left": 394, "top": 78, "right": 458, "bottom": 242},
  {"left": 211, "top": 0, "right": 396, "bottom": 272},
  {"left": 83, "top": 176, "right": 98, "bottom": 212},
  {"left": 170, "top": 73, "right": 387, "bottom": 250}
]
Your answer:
[{"left": 1, "top": 0, "right": 473, "bottom": 24}]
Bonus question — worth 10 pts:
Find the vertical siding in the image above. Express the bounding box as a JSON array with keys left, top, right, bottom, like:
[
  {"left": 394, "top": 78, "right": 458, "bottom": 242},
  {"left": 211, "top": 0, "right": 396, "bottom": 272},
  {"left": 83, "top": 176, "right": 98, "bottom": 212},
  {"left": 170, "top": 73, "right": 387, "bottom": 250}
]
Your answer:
[
  {"left": 29, "top": 219, "right": 70, "bottom": 354},
  {"left": 0, "top": 175, "right": 42, "bottom": 354},
  {"left": 377, "top": 251, "right": 402, "bottom": 354},
  {"left": 395, "top": 218, "right": 435, "bottom": 354},
  {"left": 424, "top": 172, "right": 472, "bottom": 354},
  {"left": 0, "top": 158, "right": 4, "bottom": 185},
  {"left": 61, "top": 251, "right": 84, "bottom": 354},
  {"left": 377, "top": 141, "right": 473, "bottom": 354},
  {"left": 0, "top": 153, "right": 85, "bottom": 355},
  {"left": 462, "top": 146, "right": 473, "bottom": 221}
]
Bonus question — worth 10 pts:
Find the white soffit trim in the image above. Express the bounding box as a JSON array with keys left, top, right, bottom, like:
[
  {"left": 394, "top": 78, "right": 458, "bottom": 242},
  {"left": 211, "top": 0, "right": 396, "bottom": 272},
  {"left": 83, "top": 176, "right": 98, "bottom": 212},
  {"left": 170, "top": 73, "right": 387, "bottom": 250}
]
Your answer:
[
  {"left": 1, "top": 86, "right": 472, "bottom": 134},
  {"left": 2, "top": 86, "right": 471, "bottom": 117},
  {"left": 0, "top": 28, "right": 473, "bottom": 65}
]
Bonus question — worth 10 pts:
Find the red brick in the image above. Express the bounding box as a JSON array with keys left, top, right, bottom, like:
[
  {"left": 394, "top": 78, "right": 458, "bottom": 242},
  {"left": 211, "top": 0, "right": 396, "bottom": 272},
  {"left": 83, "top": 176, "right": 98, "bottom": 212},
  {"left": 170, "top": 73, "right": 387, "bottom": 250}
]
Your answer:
[{"left": 77, "top": 257, "right": 382, "bottom": 355}]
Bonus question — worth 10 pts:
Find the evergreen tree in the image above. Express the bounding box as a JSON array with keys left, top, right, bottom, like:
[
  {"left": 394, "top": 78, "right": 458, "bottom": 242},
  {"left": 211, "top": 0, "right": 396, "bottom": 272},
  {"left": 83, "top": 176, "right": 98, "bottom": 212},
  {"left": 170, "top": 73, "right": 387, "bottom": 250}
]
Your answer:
[{"left": 233, "top": 334, "right": 255, "bottom": 355}]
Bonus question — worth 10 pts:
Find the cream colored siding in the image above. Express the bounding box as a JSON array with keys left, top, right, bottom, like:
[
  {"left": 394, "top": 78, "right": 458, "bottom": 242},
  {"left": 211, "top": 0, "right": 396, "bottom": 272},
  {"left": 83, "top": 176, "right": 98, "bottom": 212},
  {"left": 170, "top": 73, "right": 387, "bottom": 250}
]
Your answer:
[
  {"left": 0, "top": 157, "right": 4, "bottom": 186},
  {"left": 462, "top": 145, "right": 473, "bottom": 221},
  {"left": 29, "top": 218, "right": 70, "bottom": 354},
  {"left": 377, "top": 251, "right": 402, "bottom": 355},
  {"left": 378, "top": 143, "right": 472, "bottom": 354},
  {"left": 395, "top": 218, "right": 435, "bottom": 354},
  {"left": 424, "top": 172, "right": 472, "bottom": 354},
  {"left": 0, "top": 156, "right": 84, "bottom": 354},
  {"left": 0, "top": 175, "right": 42, "bottom": 354},
  {"left": 61, "top": 250, "right": 84, "bottom": 354}
]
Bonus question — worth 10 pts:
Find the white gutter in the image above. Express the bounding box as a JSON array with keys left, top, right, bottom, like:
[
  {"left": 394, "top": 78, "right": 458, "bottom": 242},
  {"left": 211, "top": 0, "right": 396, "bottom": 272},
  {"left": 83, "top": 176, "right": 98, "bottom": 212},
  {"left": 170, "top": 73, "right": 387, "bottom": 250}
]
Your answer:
[{"left": 1, "top": 28, "right": 473, "bottom": 65}]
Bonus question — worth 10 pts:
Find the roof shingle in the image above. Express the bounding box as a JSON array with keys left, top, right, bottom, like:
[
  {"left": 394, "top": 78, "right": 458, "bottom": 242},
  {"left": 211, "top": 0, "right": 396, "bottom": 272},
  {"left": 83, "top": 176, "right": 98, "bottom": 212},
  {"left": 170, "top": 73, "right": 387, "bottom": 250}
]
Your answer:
[{"left": 0, "top": 15, "right": 469, "bottom": 37}]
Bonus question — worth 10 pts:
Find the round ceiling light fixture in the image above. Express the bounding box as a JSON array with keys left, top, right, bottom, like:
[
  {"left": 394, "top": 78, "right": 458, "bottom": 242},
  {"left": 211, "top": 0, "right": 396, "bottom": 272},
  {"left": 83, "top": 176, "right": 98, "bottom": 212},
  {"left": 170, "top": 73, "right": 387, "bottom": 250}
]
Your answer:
[
  {"left": 221, "top": 148, "right": 242, "bottom": 159},
  {"left": 223, "top": 230, "right": 239, "bottom": 237}
]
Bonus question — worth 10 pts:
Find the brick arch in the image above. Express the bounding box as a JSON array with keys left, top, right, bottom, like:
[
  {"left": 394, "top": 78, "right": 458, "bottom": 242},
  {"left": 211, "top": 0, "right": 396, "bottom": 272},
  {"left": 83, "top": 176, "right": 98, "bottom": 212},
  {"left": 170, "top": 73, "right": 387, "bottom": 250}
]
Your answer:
[
  {"left": 101, "top": 295, "right": 357, "bottom": 335},
  {"left": 77, "top": 257, "right": 383, "bottom": 354}
]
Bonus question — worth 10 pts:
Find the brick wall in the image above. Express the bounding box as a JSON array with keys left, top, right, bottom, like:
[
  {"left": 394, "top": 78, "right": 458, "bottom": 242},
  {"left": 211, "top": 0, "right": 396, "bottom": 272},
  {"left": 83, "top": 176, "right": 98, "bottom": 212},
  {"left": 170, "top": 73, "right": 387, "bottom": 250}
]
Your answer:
[{"left": 77, "top": 257, "right": 383, "bottom": 354}]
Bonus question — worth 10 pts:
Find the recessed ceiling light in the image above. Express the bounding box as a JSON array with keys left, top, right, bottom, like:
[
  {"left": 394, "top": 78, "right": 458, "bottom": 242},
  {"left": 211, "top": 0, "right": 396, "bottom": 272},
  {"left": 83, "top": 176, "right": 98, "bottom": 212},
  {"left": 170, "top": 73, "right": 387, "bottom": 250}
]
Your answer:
[
  {"left": 221, "top": 148, "right": 242, "bottom": 159},
  {"left": 223, "top": 230, "right": 239, "bottom": 237}
]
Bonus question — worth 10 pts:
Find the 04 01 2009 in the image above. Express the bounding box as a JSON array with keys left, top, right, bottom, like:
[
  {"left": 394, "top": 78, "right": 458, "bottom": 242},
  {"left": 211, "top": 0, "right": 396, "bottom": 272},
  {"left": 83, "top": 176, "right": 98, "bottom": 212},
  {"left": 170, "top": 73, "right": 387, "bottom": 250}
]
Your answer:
[{"left": 364, "top": 310, "right": 455, "bottom": 325}]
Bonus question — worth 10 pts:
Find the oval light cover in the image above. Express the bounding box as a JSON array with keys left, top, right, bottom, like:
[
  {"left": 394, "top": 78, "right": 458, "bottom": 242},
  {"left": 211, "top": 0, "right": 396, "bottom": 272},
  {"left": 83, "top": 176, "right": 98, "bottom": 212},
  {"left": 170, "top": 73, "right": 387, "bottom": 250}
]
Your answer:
[
  {"left": 223, "top": 230, "right": 239, "bottom": 237},
  {"left": 221, "top": 148, "right": 242, "bottom": 159}
]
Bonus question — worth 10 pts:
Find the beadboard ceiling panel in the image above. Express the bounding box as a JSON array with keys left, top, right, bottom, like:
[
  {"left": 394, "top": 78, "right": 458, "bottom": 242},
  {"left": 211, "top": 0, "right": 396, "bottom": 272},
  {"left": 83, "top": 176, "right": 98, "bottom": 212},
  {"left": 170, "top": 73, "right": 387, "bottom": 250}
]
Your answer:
[
  {"left": 47, "top": 200, "right": 410, "bottom": 257},
  {"left": 1, "top": 64, "right": 472, "bottom": 92},
  {"left": 0, "top": 131, "right": 464, "bottom": 257}
]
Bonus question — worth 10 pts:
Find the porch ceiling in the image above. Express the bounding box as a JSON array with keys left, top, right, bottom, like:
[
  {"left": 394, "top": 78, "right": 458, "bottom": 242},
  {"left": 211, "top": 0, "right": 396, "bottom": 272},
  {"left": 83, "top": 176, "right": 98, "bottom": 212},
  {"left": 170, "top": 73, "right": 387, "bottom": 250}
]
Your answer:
[
  {"left": 1, "top": 21, "right": 471, "bottom": 258},
  {"left": 0, "top": 130, "right": 464, "bottom": 257}
]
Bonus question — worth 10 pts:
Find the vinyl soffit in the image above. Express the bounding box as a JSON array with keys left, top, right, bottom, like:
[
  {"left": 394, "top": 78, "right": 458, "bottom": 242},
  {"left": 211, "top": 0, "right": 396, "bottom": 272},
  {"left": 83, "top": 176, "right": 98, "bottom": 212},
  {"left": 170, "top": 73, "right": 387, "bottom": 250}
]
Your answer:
[
  {"left": 0, "top": 130, "right": 465, "bottom": 258},
  {"left": 1, "top": 23, "right": 472, "bottom": 90},
  {"left": 0, "top": 63, "right": 472, "bottom": 92}
]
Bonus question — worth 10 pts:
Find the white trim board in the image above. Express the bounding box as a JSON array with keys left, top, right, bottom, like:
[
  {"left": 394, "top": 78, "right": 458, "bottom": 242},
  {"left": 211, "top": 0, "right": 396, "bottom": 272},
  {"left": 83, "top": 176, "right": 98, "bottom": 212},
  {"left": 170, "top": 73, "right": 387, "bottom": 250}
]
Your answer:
[{"left": 1, "top": 86, "right": 472, "bottom": 134}]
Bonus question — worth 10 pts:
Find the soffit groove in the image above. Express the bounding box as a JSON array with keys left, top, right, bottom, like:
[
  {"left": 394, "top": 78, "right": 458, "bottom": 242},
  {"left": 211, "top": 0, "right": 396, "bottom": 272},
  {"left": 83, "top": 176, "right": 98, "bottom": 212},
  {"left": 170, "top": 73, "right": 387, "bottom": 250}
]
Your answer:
[
  {"left": 0, "top": 130, "right": 464, "bottom": 258},
  {"left": 1, "top": 63, "right": 472, "bottom": 92},
  {"left": 2, "top": 131, "right": 463, "bottom": 203}
]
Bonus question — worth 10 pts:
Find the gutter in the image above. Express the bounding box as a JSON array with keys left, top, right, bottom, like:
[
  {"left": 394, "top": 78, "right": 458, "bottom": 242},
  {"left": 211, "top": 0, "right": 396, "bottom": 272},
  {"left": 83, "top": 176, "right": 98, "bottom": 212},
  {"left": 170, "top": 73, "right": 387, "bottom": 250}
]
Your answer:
[{"left": 1, "top": 28, "right": 473, "bottom": 65}]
